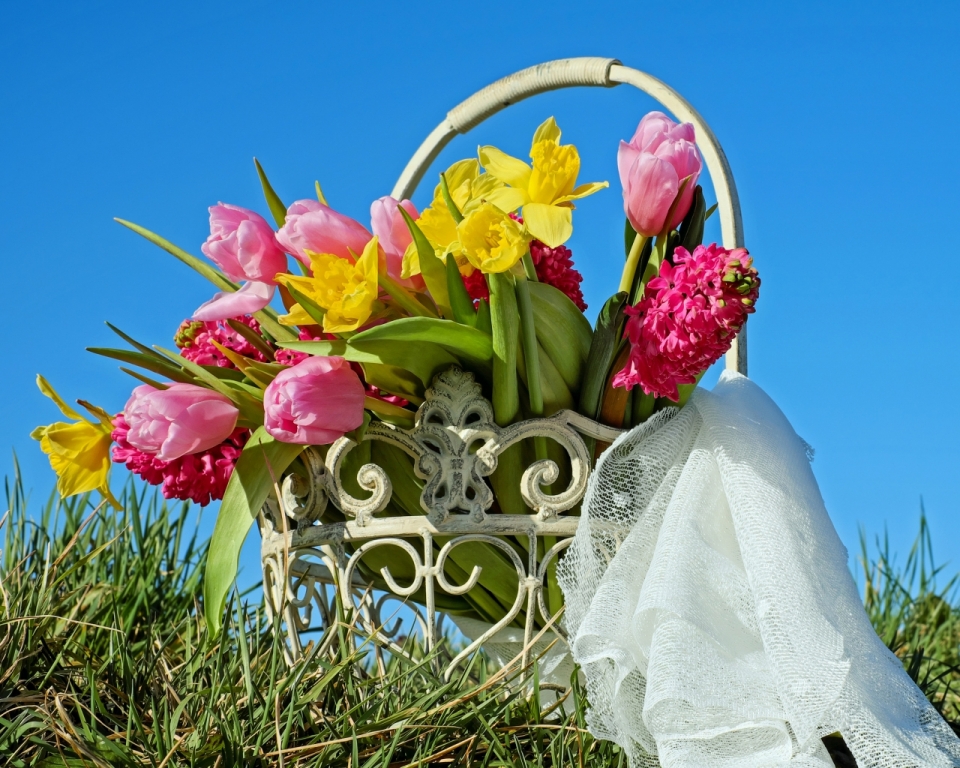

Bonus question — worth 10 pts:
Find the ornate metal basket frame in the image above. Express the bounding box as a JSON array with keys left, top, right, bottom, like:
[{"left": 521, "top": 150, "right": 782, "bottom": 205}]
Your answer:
[{"left": 260, "top": 57, "right": 747, "bottom": 680}]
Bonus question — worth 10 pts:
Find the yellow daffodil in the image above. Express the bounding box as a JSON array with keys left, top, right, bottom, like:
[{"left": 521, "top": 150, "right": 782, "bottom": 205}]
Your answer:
[
  {"left": 457, "top": 202, "right": 531, "bottom": 274},
  {"left": 401, "top": 159, "right": 486, "bottom": 279},
  {"left": 277, "top": 236, "right": 380, "bottom": 333},
  {"left": 478, "top": 117, "right": 608, "bottom": 248},
  {"left": 31, "top": 375, "right": 120, "bottom": 509}
]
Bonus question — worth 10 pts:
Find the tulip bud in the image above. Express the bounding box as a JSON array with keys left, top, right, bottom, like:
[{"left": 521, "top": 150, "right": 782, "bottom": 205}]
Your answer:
[
  {"left": 617, "top": 112, "right": 703, "bottom": 237},
  {"left": 123, "top": 383, "right": 239, "bottom": 461},
  {"left": 263, "top": 356, "right": 365, "bottom": 444}
]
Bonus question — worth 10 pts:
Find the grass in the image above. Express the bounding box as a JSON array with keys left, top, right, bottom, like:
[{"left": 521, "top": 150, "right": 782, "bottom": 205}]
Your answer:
[{"left": 0, "top": 471, "right": 957, "bottom": 766}]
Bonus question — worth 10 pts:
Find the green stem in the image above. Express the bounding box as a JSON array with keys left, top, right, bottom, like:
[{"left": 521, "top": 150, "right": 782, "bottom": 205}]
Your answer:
[
  {"left": 521, "top": 252, "right": 538, "bottom": 282},
  {"left": 515, "top": 277, "right": 543, "bottom": 419},
  {"left": 487, "top": 272, "right": 519, "bottom": 426},
  {"left": 516, "top": 273, "right": 547, "bottom": 464},
  {"left": 619, "top": 233, "right": 648, "bottom": 294},
  {"left": 377, "top": 273, "right": 438, "bottom": 319}
]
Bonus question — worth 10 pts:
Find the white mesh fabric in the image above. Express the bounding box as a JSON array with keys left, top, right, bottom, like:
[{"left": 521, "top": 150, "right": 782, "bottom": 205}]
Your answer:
[{"left": 557, "top": 371, "right": 960, "bottom": 767}]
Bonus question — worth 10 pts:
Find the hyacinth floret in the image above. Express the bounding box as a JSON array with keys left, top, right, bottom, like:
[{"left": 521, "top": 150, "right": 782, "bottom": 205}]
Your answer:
[
  {"left": 111, "top": 414, "right": 250, "bottom": 506},
  {"left": 614, "top": 243, "right": 759, "bottom": 401},
  {"left": 175, "top": 315, "right": 268, "bottom": 368}
]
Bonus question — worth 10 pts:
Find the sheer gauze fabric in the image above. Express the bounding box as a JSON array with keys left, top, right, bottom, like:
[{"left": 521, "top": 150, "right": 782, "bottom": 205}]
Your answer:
[{"left": 556, "top": 371, "right": 960, "bottom": 767}]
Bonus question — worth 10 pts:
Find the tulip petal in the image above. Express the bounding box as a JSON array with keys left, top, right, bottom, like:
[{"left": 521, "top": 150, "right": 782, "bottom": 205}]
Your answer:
[
  {"left": 478, "top": 146, "right": 532, "bottom": 189},
  {"left": 192, "top": 281, "right": 275, "bottom": 321},
  {"left": 522, "top": 203, "right": 573, "bottom": 249}
]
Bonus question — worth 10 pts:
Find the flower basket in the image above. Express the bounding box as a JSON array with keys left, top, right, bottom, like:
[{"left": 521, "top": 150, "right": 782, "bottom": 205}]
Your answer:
[{"left": 257, "top": 57, "right": 748, "bottom": 679}]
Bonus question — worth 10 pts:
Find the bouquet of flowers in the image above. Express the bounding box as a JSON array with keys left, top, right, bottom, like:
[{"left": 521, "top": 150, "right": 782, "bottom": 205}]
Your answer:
[{"left": 34, "top": 112, "right": 759, "bottom": 633}]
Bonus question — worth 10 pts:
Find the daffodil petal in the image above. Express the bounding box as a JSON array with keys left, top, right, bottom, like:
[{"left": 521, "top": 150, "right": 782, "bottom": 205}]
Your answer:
[
  {"left": 478, "top": 146, "right": 531, "bottom": 189},
  {"left": 36, "top": 375, "right": 84, "bottom": 422},
  {"left": 522, "top": 203, "right": 573, "bottom": 248},
  {"left": 482, "top": 185, "right": 528, "bottom": 214},
  {"left": 556, "top": 181, "right": 610, "bottom": 204},
  {"left": 278, "top": 303, "right": 315, "bottom": 326},
  {"left": 400, "top": 240, "right": 420, "bottom": 279},
  {"left": 532, "top": 116, "right": 561, "bottom": 147}
]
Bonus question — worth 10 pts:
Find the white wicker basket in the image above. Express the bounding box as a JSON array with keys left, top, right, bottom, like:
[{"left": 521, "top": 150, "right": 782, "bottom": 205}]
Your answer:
[{"left": 260, "top": 57, "right": 746, "bottom": 679}]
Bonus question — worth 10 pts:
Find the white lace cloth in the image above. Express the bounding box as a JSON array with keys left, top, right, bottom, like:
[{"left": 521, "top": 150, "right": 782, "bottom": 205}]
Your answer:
[{"left": 555, "top": 371, "right": 960, "bottom": 767}]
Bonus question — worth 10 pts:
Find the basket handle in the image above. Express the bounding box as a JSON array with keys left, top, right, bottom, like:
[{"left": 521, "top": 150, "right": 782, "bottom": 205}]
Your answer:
[{"left": 390, "top": 57, "right": 747, "bottom": 375}]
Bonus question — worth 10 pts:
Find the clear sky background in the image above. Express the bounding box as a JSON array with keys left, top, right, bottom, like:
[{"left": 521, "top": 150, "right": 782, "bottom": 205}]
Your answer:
[{"left": 2, "top": 0, "right": 959, "bottom": 591}]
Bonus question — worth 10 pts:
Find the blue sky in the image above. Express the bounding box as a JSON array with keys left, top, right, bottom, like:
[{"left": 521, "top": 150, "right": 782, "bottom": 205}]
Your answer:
[{"left": 2, "top": 0, "right": 959, "bottom": 589}]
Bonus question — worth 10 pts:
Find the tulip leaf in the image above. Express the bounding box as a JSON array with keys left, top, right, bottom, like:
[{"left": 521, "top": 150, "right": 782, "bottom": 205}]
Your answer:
[
  {"left": 278, "top": 338, "right": 459, "bottom": 389},
  {"left": 578, "top": 291, "right": 627, "bottom": 421},
  {"left": 205, "top": 428, "right": 305, "bottom": 635},
  {"left": 445, "top": 252, "right": 476, "bottom": 326},
  {"left": 624, "top": 218, "right": 639, "bottom": 259},
  {"left": 527, "top": 281, "right": 592, "bottom": 363},
  {"left": 487, "top": 272, "right": 520, "bottom": 426},
  {"left": 254, "top": 158, "right": 287, "bottom": 228},
  {"left": 398, "top": 207, "right": 453, "bottom": 320},
  {"left": 678, "top": 185, "right": 707, "bottom": 255},
  {"left": 350, "top": 317, "right": 491, "bottom": 370},
  {"left": 475, "top": 298, "right": 492, "bottom": 336},
  {"left": 359, "top": 363, "right": 425, "bottom": 405}
]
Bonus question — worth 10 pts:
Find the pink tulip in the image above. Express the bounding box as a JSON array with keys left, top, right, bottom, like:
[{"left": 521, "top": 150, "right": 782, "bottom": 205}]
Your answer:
[
  {"left": 276, "top": 199, "right": 372, "bottom": 266},
  {"left": 370, "top": 196, "right": 424, "bottom": 288},
  {"left": 194, "top": 203, "right": 286, "bottom": 321},
  {"left": 263, "top": 356, "right": 365, "bottom": 444},
  {"left": 618, "top": 111, "right": 703, "bottom": 237},
  {"left": 122, "top": 383, "right": 239, "bottom": 461}
]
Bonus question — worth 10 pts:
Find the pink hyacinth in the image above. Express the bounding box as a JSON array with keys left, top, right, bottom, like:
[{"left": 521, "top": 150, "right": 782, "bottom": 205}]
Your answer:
[
  {"left": 111, "top": 414, "right": 249, "bottom": 506},
  {"left": 176, "top": 315, "right": 269, "bottom": 368},
  {"left": 530, "top": 240, "right": 587, "bottom": 311},
  {"left": 613, "top": 243, "right": 759, "bottom": 401}
]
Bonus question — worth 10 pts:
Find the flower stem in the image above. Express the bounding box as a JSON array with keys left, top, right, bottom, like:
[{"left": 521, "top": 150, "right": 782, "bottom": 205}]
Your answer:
[
  {"left": 619, "top": 233, "right": 648, "bottom": 294},
  {"left": 516, "top": 273, "right": 548, "bottom": 467},
  {"left": 377, "top": 273, "right": 438, "bottom": 319}
]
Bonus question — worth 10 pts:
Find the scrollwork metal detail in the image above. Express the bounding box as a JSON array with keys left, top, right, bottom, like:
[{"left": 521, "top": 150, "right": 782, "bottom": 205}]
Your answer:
[{"left": 260, "top": 365, "right": 626, "bottom": 686}]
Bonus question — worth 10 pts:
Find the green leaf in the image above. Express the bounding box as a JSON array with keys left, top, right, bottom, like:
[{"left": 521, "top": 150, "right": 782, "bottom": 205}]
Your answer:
[
  {"left": 253, "top": 311, "right": 298, "bottom": 343},
  {"left": 398, "top": 207, "right": 452, "bottom": 319},
  {"left": 359, "top": 363, "right": 425, "bottom": 405},
  {"left": 118, "top": 367, "right": 170, "bottom": 389},
  {"left": 254, "top": 158, "right": 287, "bottom": 228},
  {"left": 284, "top": 284, "right": 327, "bottom": 327},
  {"left": 527, "top": 281, "right": 592, "bottom": 391},
  {"left": 445, "top": 252, "right": 476, "bottom": 326},
  {"left": 624, "top": 217, "right": 639, "bottom": 258},
  {"left": 439, "top": 173, "right": 464, "bottom": 223},
  {"left": 279, "top": 338, "right": 459, "bottom": 390},
  {"left": 226, "top": 319, "right": 276, "bottom": 361},
  {"left": 475, "top": 298, "right": 492, "bottom": 335},
  {"left": 115, "top": 218, "right": 238, "bottom": 293},
  {"left": 678, "top": 185, "right": 707, "bottom": 255},
  {"left": 204, "top": 428, "right": 304, "bottom": 635},
  {"left": 153, "top": 346, "right": 264, "bottom": 424},
  {"left": 87, "top": 347, "right": 195, "bottom": 384},
  {"left": 578, "top": 292, "right": 627, "bottom": 421},
  {"left": 350, "top": 317, "right": 491, "bottom": 370}
]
